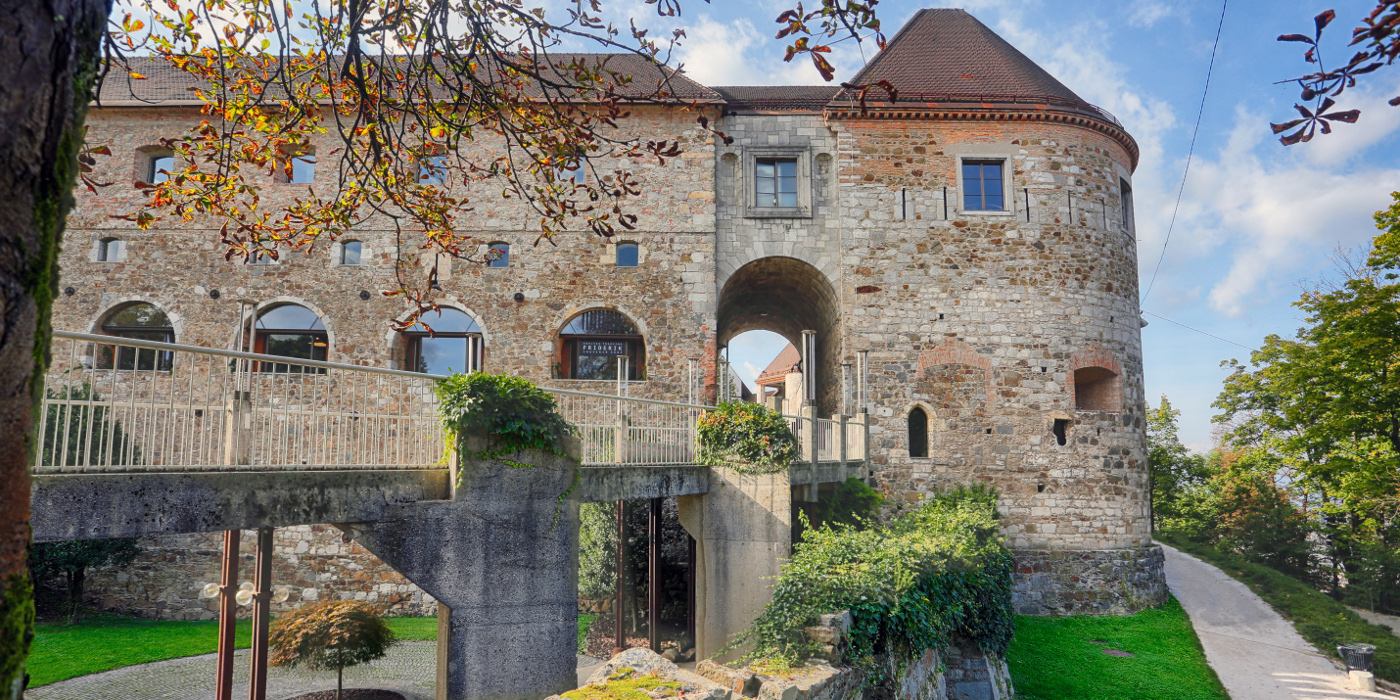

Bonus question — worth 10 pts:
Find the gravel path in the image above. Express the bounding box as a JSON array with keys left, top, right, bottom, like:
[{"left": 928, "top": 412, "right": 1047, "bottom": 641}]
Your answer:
[
  {"left": 27, "top": 642, "right": 603, "bottom": 700},
  {"left": 1162, "top": 543, "right": 1392, "bottom": 699}
]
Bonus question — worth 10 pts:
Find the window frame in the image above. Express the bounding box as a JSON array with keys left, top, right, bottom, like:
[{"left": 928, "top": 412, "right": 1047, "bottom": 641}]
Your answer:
[
  {"left": 339, "top": 240, "right": 363, "bottom": 266},
  {"left": 487, "top": 242, "right": 510, "bottom": 268},
  {"left": 249, "top": 304, "right": 329, "bottom": 373},
  {"left": 615, "top": 242, "right": 639, "bottom": 268},
  {"left": 95, "top": 302, "right": 175, "bottom": 372},
  {"left": 742, "top": 147, "right": 811, "bottom": 218},
  {"left": 957, "top": 157, "right": 1011, "bottom": 214}
]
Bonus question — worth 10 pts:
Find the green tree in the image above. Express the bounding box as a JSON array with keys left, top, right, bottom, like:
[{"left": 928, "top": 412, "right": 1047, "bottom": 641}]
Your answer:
[
  {"left": 28, "top": 539, "right": 140, "bottom": 625},
  {"left": 1146, "top": 396, "right": 1210, "bottom": 531},
  {"left": 1214, "top": 194, "right": 1400, "bottom": 598},
  {"left": 269, "top": 600, "right": 396, "bottom": 700}
]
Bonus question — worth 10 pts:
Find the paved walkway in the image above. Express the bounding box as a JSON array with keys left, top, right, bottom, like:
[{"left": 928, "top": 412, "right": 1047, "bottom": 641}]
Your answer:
[
  {"left": 1162, "top": 543, "right": 1392, "bottom": 699},
  {"left": 1352, "top": 608, "right": 1400, "bottom": 639},
  {"left": 27, "top": 642, "right": 603, "bottom": 700}
]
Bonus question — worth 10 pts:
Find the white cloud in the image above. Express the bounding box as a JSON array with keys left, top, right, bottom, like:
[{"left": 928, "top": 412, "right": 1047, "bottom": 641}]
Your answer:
[
  {"left": 672, "top": 14, "right": 867, "bottom": 86},
  {"left": 1126, "top": 1, "right": 1176, "bottom": 29}
]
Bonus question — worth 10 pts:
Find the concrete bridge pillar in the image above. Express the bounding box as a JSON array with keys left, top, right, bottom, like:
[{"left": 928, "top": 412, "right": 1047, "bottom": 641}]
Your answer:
[
  {"left": 348, "top": 435, "right": 581, "bottom": 700},
  {"left": 678, "top": 467, "right": 791, "bottom": 661}
]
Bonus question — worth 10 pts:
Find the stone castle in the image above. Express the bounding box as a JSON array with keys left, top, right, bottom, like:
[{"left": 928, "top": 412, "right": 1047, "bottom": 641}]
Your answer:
[{"left": 56, "top": 9, "right": 1164, "bottom": 619}]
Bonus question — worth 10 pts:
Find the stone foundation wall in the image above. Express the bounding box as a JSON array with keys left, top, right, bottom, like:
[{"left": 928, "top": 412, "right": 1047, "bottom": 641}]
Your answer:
[
  {"left": 1010, "top": 545, "right": 1166, "bottom": 616},
  {"left": 79, "top": 526, "right": 434, "bottom": 621}
]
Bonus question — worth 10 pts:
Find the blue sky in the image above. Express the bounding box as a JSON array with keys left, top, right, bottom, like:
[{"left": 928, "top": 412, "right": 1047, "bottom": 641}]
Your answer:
[{"left": 642, "top": 0, "right": 1400, "bottom": 450}]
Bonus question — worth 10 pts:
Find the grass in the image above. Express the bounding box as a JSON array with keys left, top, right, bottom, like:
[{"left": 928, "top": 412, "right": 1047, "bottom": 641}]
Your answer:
[
  {"left": 578, "top": 613, "right": 598, "bottom": 654},
  {"left": 1006, "top": 596, "right": 1229, "bottom": 700},
  {"left": 1158, "top": 533, "right": 1400, "bottom": 684},
  {"left": 31, "top": 614, "right": 463, "bottom": 688}
]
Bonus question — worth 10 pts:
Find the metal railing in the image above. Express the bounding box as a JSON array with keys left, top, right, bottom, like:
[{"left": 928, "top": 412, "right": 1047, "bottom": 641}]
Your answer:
[
  {"left": 36, "top": 331, "right": 868, "bottom": 474},
  {"left": 36, "top": 331, "right": 448, "bottom": 473}
]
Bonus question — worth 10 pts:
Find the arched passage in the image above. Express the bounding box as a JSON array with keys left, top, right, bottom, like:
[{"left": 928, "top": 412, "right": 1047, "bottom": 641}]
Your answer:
[{"left": 717, "top": 256, "right": 842, "bottom": 415}]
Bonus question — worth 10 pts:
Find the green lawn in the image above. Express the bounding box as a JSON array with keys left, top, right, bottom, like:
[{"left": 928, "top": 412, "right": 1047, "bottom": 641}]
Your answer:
[
  {"left": 28, "top": 614, "right": 440, "bottom": 688},
  {"left": 1158, "top": 533, "right": 1400, "bottom": 684},
  {"left": 1006, "top": 597, "right": 1229, "bottom": 700}
]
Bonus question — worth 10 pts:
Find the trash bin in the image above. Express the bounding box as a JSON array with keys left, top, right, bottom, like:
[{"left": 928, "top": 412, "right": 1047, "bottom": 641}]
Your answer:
[{"left": 1338, "top": 643, "right": 1376, "bottom": 672}]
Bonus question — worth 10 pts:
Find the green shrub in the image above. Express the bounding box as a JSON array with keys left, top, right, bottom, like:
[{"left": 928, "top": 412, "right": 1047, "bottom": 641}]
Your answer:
[
  {"left": 742, "top": 485, "right": 1014, "bottom": 688},
  {"left": 579, "top": 502, "right": 616, "bottom": 600},
  {"left": 435, "top": 372, "right": 576, "bottom": 463},
  {"left": 696, "top": 401, "right": 798, "bottom": 474}
]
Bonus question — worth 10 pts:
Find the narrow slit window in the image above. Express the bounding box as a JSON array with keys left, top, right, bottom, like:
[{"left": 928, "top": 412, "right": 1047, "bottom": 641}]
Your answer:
[
  {"left": 755, "top": 158, "right": 798, "bottom": 208},
  {"left": 1120, "top": 178, "right": 1134, "bottom": 231},
  {"left": 908, "top": 407, "right": 929, "bottom": 458},
  {"left": 962, "top": 160, "right": 1005, "bottom": 211}
]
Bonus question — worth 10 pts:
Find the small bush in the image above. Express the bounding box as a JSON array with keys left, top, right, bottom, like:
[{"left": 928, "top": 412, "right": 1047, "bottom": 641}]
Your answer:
[
  {"left": 269, "top": 600, "right": 396, "bottom": 700},
  {"left": 743, "top": 484, "right": 1014, "bottom": 688},
  {"left": 435, "top": 372, "right": 576, "bottom": 463},
  {"left": 697, "top": 402, "right": 798, "bottom": 474}
]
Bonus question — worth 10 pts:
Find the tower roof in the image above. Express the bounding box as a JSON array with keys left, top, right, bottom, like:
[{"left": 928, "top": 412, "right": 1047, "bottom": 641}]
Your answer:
[
  {"left": 754, "top": 343, "right": 801, "bottom": 386},
  {"left": 837, "top": 9, "right": 1085, "bottom": 104}
]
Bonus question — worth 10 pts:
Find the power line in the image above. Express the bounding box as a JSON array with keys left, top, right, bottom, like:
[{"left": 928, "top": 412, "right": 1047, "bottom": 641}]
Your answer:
[
  {"left": 1141, "top": 310, "right": 1253, "bottom": 351},
  {"left": 1141, "top": 0, "right": 1229, "bottom": 304}
]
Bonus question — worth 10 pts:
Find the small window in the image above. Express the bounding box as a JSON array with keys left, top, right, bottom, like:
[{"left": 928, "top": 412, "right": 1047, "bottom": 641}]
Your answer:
[
  {"left": 340, "top": 241, "right": 362, "bottom": 265},
  {"left": 249, "top": 250, "right": 275, "bottom": 265},
  {"left": 908, "top": 407, "right": 929, "bottom": 458},
  {"left": 419, "top": 154, "right": 449, "bottom": 184},
  {"left": 616, "top": 242, "right": 638, "bottom": 268},
  {"left": 962, "top": 160, "right": 1005, "bottom": 211},
  {"left": 97, "top": 302, "right": 174, "bottom": 371},
  {"left": 95, "top": 238, "right": 122, "bottom": 263},
  {"left": 755, "top": 158, "right": 798, "bottom": 208},
  {"left": 148, "top": 155, "right": 174, "bottom": 184},
  {"left": 250, "top": 304, "right": 328, "bottom": 373},
  {"left": 560, "top": 156, "right": 586, "bottom": 185},
  {"left": 1073, "top": 367, "right": 1120, "bottom": 412},
  {"left": 488, "top": 242, "right": 509, "bottom": 268},
  {"left": 288, "top": 153, "right": 315, "bottom": 184},
  {"left": 1120, "top": 178, "right": 1134, "bottom": 231}
]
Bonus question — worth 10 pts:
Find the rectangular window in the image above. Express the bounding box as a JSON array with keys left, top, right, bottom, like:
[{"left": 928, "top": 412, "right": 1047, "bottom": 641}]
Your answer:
[
  {"left": 1120, "top": 178, "right": 1134, "bottom": 231},
  {"left": 561, "top": 156, "right": 586, "bottom": 185},
  {"left": 962, "top": 160, "right": 1005, "bottom": 212},
  {"left": 419, "top": 154, "right": 448, "bottom": 184},
  {"left": 755, "top": 158, "right": 798, "bottom": 208},
  {"left": 148, "top": 155, "right": 174, "bottom": 184},
  {"left": 289, "top": 154, "right": 316, "bottom": 184}
]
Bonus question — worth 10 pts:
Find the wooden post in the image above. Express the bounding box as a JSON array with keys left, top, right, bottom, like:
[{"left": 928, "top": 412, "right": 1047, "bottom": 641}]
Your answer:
[
  {"left": 648, "top": 498, "right": 661, "bottom": 652},
  {"left": 215, "top": 530, "right": 240, "bottom": 700},
  {"left": 248, "top": 527, "right": 273, "bottom": 700}
]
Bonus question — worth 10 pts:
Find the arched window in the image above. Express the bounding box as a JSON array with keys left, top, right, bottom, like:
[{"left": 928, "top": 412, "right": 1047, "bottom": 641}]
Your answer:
[
  {"left": 95, "top": 237, "right": 122, "bottom": 262},
  {"left": 488, "top": 242, "right": 510, "bottom": 268},
  {"left": 97, "top": 302, "right": 174, "bottom": 371},
  {"left": 616, "top": 242, "right": 639, "bottom": 267},
  {"left": 558, "top": 309, "right": 644, "bottom": 381},
  {"left": 402, "top": 308, "right": 482, "bottom": 374},
  {"left": 908, "top": 407, "right": 928, "bottom": 458},
  {"left": 340, "top": 241, "right": 362, "bottom": 265},
  {"left": 250, "top": 304, "right": 327, "bottom": 373},
  {"left": 1073, "top": 367, "right": 1120, "bottom": 412}
]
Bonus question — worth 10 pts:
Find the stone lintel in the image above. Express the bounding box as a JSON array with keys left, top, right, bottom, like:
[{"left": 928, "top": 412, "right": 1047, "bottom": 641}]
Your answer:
[{"left": 576, "top": 465, "right": 710, "bottom": 502}]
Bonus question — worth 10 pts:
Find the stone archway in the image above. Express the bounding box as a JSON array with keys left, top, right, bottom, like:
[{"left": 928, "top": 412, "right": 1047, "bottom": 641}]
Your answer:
[{"left": 717, "top": 256, "right": 843, "bottom": 415}]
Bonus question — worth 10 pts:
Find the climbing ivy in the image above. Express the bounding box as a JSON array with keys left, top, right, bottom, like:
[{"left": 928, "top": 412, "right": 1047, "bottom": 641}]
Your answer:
[
  {"left": 739, "top": 484, "right": 1015, "bottom": 688},
  {"left": 434, "top": 373, "right": 577, "bottom": 467},
  {"left": 696, "top": 402, "right": 799, "bottom": 474}
]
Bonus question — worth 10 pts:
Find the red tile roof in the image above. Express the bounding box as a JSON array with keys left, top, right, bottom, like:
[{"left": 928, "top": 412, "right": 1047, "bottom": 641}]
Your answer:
[{"left": 754, "top": 343, "right": 801, "bottom": 386}]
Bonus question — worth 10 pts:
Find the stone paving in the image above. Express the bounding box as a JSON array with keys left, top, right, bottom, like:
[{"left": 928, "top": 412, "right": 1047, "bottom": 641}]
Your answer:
[{"left": 28, "top": 641, "right": 603, "bottom": 700}]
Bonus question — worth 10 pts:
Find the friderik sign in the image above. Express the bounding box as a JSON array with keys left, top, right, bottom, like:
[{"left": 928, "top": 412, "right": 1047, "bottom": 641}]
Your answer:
[{"left": 578, "top": 340, "right": 629, "bottom": 357}]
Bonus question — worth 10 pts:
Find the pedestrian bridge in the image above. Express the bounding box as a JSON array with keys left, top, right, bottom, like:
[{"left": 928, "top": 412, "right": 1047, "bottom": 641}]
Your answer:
[{"left": 31, "top": 331, "right": 869, "bottom": 542}]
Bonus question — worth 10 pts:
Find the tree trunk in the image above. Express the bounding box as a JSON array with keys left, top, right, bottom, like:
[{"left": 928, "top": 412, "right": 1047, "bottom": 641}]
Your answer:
[
  {"left": 65, "top": 567, "right": 85, "bottom": 626},
  {"left": 0, "top": 0, "right": 111, "bottom": 694},
  {"left": 337, "top": 665, "right": 342, "bottom": 700}
]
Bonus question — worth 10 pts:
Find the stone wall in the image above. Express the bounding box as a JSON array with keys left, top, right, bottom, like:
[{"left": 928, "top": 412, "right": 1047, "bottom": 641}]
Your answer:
[
  {"left": 81, "top": 526, "right": 434, "bottom": 621},
  {"left": 1011, "top": 545, "right": 1167, "bottom": 616}
]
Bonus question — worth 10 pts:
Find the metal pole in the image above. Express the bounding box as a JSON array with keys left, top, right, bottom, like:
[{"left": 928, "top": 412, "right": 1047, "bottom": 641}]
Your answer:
[
  {"left": 686, "top": 535, "right": 696, "bottom": 648},
  {"left": 215, "top": 530, "right": 240, "bottom": 700},
  {"left": 648, "top": 497, "right": 661, "bottom": 652},
  {"left": 840, "top": 361, "right": 851, "bottom": 417},
  {"left": 248, "top": 527, "right": 273, "bottom": 700},
  {"left": 613, "top": 500, "right": 626, "bottom": 655},
  {"left": 858, "top": 350, "right": 869, "bottom": 414},
  {"left": 801, "top": 330, "right": 816, "bottom": 406}
]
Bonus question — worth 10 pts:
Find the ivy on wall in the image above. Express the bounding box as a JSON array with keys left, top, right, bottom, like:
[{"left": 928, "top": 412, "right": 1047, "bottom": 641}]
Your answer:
[
  {"left": 696, "top": 402, "right": 799, "bottom": 474},
  {"left": 740, "top": 484, "right": 1015, "bottom": 687}
]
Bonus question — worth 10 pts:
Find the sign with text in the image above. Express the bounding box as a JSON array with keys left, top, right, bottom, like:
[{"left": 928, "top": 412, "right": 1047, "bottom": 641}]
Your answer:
[{"left": 578, "top": 340, "right": 629, "bottom": 357}]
